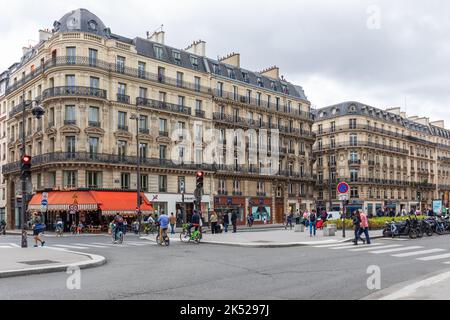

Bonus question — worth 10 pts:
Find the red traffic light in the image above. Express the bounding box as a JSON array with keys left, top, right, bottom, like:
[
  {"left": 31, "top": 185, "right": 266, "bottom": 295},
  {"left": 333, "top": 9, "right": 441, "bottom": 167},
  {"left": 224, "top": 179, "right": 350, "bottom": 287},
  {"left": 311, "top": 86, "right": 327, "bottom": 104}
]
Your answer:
[
  {"left": 196, "top": 171, "right": 204, "bottom": 178},
  {"left": 21, "top": 155, "right": 31, "bottom": 164}
]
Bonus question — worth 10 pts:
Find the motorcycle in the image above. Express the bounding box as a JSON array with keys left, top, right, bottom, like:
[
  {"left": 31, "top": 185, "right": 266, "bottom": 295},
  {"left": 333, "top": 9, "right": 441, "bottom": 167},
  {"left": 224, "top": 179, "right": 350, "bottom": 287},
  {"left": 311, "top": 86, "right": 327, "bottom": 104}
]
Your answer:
[{"left": 382, "top": 216, "right": 418, "bottom": 239}]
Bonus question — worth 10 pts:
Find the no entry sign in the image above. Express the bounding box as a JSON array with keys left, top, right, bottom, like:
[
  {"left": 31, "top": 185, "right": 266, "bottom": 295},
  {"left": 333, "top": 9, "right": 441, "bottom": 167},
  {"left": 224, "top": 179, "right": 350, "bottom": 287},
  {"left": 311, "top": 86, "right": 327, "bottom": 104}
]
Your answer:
[{"left": 337, "top": 182, "right": 350, "bottom": 195}]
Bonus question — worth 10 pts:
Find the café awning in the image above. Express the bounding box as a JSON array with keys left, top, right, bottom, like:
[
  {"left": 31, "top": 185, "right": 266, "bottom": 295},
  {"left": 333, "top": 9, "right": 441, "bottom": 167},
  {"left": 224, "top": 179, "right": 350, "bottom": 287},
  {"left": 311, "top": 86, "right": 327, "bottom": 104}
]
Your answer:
[
  {"left": 28, "top": 191, "right": 98, "bottom": 211},
  {"left": 90, "top": 191, "right": 154, "bottom": 215}
]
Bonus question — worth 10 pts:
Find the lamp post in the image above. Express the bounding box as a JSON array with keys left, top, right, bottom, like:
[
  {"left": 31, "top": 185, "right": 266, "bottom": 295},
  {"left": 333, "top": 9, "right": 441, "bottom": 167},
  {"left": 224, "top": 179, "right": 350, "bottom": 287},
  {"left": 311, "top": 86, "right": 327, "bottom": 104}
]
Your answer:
[
  {"left": 130, "top": 109, "right": 142, "bottom": 236},
  {"left": 19, "top": 92, "right": 45, "bottom": 248}
]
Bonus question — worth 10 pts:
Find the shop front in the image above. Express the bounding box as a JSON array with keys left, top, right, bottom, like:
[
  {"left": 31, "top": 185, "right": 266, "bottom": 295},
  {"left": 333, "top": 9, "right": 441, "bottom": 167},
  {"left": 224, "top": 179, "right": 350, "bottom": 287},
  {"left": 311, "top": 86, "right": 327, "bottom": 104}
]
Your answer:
[
  {"left": 249, "top": 197, "right": 272, "bottom": 225},
  {"left": 347, "top": 201, "right": 363, "bottom": 216},
  {"left": 214, "top": 196, "right": 246, "bottom": 225},
  {"left": 28, "top": 190, "right": 154, "bottom": 232},
  {"left": 384, "top": 201, "right": 398, "bottom": 215}
]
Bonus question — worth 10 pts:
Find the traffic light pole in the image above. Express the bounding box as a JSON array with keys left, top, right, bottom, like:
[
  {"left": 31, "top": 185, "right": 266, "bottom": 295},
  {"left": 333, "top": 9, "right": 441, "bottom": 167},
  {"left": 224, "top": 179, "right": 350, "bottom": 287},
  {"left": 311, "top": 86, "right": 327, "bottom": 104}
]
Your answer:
[{"left": 20, "top": 91, "right": 28, "bottom": 248}]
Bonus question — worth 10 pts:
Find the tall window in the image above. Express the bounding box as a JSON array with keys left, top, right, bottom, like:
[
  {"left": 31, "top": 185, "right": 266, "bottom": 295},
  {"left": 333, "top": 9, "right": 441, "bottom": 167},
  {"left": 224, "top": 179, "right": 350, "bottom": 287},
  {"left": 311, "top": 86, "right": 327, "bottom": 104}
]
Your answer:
[
  {"left": 349, "top": 118, "right": 357, "bottom": 129},
  {"left": 117, "top": 83, "right": 126, "bottom": 95},
  {"left": 159, "top": 145, "right": 167, "bottom": 160},
  {"left": 65, "top": 75, "right": 75, "bottom": 87},
  {"left": 66, "top": 47, "right": 76, "bottom": 64},
  {"left": 159, "top": 118, "right": 167, "bottom": 134},
  {"left": 138, "top": 61, "right": 146, "bottom": 78},
  {"left": 90, "top": 76, "right": 99, "bottom": 89},
  {"left": 86, "top": 171, "right": 102, "bottom": 188},
  {"left": 173, "top": 51, "right": 181, "bottom": 65},
  {"left": 139, "top": 143, "right": 147, "bottom": 159},
  {"left": 116, "top": 56, "right": 125, "bottom": 73},
  {"left": 217, "top": 82, "right": 223, "bottom": 97},
  {"left": 350, "top": 169, "right": 358, "bottom": 182},
  {"left": 154, "top": 46, "right": 164, "bottom": 59},
  {"left": 118, "top": 111, "right": 127, "bottom": 130},
  {"left": 350, "top": 133, "right": 358, "bottom": 146},
  {"left": 176, "top": 72, "right": 184, "bottom": 87},
  {"left": 158, "top": 175, "right": 167, "bottom": 192},
  {"left": 88, "top": 48, "right": 97, "bottom": 66},
  {"left": 139, "top": 87, "right": 147, "bottom": 99},
  {"left": 63, "top": 171, "right": 77, "bottom": 188},
  {"left": 121, "top": 173, "right": 130, "bottom": 189},
  {"left": 140, "top": 175, "right": 148, "bottom": 192},
  {"left": 89, "top": 137, "right": 99, "bottom": 157},
  {"left": 65, "top": 106, "right": 76, "bottom": 124},
  {"left": 118, "top": 140, "right": 127, "bottom": 159},
  {"left": 158, "top": 67, "right": 165, "bottom": 82},
  {"left": 194, "top": 77, "right": 201, "bottom": 92},
  {"left": 88, "top": 106, "right": 100, "bottom": 126},
  {"left": 190, "top": 56, "right": 199, "bottom": 69},
  {"left": 139, "top": 115, "right": 148, "bottom": 132}
]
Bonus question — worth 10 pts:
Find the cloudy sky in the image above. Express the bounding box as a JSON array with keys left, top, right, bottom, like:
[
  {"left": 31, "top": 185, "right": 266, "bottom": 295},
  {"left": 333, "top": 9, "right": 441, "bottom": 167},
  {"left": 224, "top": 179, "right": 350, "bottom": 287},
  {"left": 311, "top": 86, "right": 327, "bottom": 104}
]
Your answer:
[{"left": 1, "top": 0, "right": 449, "bottom": 123}]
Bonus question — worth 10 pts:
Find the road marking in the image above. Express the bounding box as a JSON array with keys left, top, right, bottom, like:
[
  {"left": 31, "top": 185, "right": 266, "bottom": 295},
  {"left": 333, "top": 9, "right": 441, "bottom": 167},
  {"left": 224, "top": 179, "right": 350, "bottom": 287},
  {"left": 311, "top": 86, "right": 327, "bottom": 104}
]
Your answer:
[
  {"left": 392, "top": 249, "right": 446, "bottom": 258},
  {"left": 0, "top": 245, "right": 12, "bottom": 248},
  {"left": 349, "top": 244, "right": 402, "bottom": 252},
  {"left": 329, "top": 244, "right": 361, "bottom": 250},
  {"left": 53, "top": 244, "right": 89, "bottom": 250},
  {"left": 73, "top": 243, "right": 108, "bottom": 248},
  {"left": 370, "top": 246, "right": 423, "bottom": 254},
  {"left": 8, "top": 243, "right": 20, "bottom": 248},
  {"left": 92, "top": 242, "right": 116, "bottom": 246},
  {"left": 124, "top": 242, "right": 149, "bottom": 246},
  {"left": 314, "top": 243, "right": 359, "bottom": 248},
  {"left": 417, "top": 253, "right": 450, "bottom": 261}
]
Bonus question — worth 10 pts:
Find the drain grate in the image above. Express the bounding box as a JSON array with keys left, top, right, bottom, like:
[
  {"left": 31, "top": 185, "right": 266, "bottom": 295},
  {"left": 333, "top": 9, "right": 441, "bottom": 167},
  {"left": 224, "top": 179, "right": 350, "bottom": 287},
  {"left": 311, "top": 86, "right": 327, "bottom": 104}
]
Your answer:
[{"left": 18, "top": 260, "right": 60, "bottom": 266}]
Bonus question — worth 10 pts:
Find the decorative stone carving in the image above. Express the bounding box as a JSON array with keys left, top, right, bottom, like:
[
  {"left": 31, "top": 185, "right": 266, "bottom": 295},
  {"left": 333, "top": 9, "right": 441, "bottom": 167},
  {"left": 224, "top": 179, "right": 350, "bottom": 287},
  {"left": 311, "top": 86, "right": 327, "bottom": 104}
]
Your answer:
[
  {"left": 85, "top": 126, "right": 105, "bottom": 136},
  {"left": 114, "top": 130, "right": 133, "bottom": 140},
  {"left": 60, "top": 125, "right": 81, "bottom": 135}
]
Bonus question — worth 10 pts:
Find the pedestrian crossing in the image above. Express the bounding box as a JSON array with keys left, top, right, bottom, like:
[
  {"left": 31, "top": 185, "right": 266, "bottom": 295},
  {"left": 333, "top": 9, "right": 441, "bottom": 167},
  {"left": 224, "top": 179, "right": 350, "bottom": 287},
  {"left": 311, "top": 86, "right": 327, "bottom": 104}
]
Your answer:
[
  {"left": 0, "top": 240, "right": 154, "bottom": 251},
  {"left": 314, "top": 241, "right": 450, "bottom": 266}
]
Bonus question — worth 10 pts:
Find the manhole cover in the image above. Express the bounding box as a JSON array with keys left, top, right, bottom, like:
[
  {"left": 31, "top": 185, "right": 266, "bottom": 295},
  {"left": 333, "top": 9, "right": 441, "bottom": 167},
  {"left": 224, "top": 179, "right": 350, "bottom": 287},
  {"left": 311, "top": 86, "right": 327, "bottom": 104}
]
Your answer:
[{"left": 18, "top": 260, "right": 60, "bottom": 266}]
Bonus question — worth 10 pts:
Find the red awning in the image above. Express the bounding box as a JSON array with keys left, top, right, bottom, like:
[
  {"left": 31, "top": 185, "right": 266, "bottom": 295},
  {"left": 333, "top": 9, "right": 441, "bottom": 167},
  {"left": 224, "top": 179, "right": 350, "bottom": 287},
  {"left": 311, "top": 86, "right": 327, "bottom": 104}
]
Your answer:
[
  {"left": 90, "top": 191, "right": 154, "bottom": 215},
  {"left": 28, "top": 191, "right": 98, "bottom": 211}
]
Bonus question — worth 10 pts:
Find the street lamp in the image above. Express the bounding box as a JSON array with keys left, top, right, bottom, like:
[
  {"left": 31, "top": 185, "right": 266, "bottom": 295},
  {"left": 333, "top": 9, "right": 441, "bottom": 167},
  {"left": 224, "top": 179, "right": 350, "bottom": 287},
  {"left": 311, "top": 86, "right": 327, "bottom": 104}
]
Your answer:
[
  {"left": 19, "top": 93, "right": 45, "bottom": 248},
  {"left": 130, "top": 107, "right": 142, "bottom": 236}
]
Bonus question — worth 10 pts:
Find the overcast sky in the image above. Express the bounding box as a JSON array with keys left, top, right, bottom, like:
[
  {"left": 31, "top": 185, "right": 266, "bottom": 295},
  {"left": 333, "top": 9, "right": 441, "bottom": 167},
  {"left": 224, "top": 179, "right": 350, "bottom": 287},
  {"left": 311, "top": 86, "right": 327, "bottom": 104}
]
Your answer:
[{"left": 1, "top": 0, "right": 449, "bottom": 124}]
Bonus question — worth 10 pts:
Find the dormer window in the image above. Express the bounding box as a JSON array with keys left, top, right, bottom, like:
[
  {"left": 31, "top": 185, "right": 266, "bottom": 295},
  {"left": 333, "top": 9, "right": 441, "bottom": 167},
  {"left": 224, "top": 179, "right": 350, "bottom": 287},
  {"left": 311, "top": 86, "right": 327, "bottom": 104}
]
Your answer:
[
  {"left": 190, "top": 56, "right": 199, "bottom": 69},
  {"left": 348, "top": 105, "right": 357, "bottom": 113},
  {"left": 227, "top": 68, "right": 236, "bottom": 79},
  {"left": 257, "top": 77, "right": 264, "bottom": 87},
  {"left": 172, "top": 51, "right": 181, "bottom": 65},
  {"left": 242, "top": 72, "right": 249, "bottom": 83},
  {"left": 154, "top": 45, "right": 164, "bottom": 60},
  {"left": 213, "top": 64, "right": 221, "bottom": 75}
]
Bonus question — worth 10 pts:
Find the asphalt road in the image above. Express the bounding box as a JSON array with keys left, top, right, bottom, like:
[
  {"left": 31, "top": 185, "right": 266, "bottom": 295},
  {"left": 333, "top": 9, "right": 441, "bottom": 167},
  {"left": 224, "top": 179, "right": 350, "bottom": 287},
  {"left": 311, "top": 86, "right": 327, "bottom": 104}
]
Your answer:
[{"left": 1, "top": 233, "right": 450, "bottom": 300}]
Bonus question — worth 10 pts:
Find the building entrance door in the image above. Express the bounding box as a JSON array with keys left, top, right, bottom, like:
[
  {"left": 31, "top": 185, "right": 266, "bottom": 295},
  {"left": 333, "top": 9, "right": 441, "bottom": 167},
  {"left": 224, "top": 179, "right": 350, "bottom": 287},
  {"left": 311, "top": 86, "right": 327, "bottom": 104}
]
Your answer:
[{"left": 275, "top": 198, "right": 284, "bottom": 224}]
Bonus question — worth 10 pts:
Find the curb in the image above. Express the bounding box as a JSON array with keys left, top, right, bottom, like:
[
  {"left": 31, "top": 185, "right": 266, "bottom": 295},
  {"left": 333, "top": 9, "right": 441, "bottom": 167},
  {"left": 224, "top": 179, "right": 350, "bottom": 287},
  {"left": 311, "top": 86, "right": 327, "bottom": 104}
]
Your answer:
[{"left": 0, "top": 249, "right": 106, "bottom": 279}]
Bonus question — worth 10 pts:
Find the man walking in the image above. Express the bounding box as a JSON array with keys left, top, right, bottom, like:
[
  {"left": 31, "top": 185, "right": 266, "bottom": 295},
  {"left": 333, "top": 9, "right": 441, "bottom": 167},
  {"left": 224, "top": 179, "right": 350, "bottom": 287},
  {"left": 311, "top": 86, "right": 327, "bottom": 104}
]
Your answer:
[
  {"left": 210, "top": 211, "right": 218, "bottom": 234},
  {"left": 352, "top": 211, "right": 366, "bottom": 245},
  {"left": 169, "top": 212, "right": 177, "bottom": 235},
  {"left": 309, "top": 210, "right": 317, "bottom": 237},
  {"left": 0, "top": 219, "right": 6, "bottom": 235},
  {"left": 223, "top": 212, "right": 230, "bottom": 233},
  {"left": 357, "top": 211, "right": 371, "bottom": 244},
  {"left": 231, "top": 211, "right": 238, "bottom": 233}
]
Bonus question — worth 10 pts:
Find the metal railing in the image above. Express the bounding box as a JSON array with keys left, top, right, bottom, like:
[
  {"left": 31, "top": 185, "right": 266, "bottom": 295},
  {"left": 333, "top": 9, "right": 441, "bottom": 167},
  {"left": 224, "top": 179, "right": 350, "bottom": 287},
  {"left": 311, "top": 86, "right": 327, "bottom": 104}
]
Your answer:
[
  {"left": 137, "top": 97, "right": 191, "bottom": 116},
  {"left": 42, "top": 86, "right": 107, "bottom": 101},
  {"left": 313, "top": 141, "right": 410, "bottom": 155}
]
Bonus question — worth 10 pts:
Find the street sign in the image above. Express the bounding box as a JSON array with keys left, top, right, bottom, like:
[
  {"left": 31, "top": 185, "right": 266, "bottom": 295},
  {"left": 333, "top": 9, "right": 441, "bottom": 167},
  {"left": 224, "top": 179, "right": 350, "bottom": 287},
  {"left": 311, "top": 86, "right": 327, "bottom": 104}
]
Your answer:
[
  {"left": 339, "top": 194, "right": 349, "bottom": 201},
  {"left": 69, "top": 204, "right": 78, "bottom": 212},
  {"left": 41, "top": 199, "right": 48, "bottom": 206},
  {"left": 42, "top": 192, "right": 49, "bottom": 200},
  {"left": 337, "top": 182, "right": 350, "bottom": 195}
]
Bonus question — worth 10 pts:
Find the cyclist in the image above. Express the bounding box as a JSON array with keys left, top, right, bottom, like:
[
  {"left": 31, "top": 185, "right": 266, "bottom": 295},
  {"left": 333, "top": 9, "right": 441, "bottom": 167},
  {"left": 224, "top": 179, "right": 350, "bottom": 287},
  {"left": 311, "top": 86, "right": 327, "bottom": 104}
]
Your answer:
[
  {"left": 55, "top": 216, "right": 64, "bottom": 235},
  {"left": 157, "top": 211, "right": 170, "bottom": 244},
  {"left": 113, "top": 213, "right": 125, "bottom": 242},
  {"left": 188, "top": 210, "right": 201, "bottom": 237}
]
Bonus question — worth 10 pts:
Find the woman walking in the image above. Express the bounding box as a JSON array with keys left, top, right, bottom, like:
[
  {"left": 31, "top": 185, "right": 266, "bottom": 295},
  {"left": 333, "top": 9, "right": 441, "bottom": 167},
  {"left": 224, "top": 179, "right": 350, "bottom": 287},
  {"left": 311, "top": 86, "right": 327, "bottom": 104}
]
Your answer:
[
  {"left": 309, "top": 210, "right": 317, "bottom": 237},
  {"left": 352, "top": 211, "right": 365, "bottom": 245}
]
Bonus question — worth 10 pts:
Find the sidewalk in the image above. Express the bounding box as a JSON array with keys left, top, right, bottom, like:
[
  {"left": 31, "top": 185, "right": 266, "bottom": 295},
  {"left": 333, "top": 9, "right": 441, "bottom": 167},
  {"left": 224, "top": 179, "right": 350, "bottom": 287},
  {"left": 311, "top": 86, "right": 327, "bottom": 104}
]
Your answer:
[
  {"left": 0, "top": 247, "right": 106, "bottom": 278},
  {"left": 142, "top": 228, "right": 384, "bottom": 248}
]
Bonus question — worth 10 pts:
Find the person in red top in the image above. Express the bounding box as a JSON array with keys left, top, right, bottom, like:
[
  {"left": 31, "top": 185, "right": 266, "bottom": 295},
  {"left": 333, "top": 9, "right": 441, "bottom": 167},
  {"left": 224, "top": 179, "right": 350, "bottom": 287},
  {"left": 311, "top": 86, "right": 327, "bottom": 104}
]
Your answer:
[{"left": 357, "top": 211, "right": 371, "bottom": 244}]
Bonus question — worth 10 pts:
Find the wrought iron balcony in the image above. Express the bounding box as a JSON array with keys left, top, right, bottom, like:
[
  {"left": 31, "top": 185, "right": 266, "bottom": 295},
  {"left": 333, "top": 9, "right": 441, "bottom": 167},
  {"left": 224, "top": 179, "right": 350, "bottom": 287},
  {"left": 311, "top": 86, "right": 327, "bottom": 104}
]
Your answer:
[
  {"left": 117, "top": 94, "right": 130, "bottom": 104},
  {"left": 136, "top": 97, "right": 191, "bottom": 116},
  {"left": 42, "top": 86, "right": 107, "bottom": 101},
  {"left": 195, "top": 110, "right": 205, "bottom": 118},
  {"left": 139, "top": 128, "right": 150, "bottom": 134},
  {"left": 217, "top": 190, "right": 228, "bottom": 195},
  {"left": 159, "top": 131, "right": 169, "bottom": 137},
  {"left": 64, "top": 120, "right": 77, "bottom": 126},
  {"left": 88, "top": 121, "right": 101, "bottom": 128},
  {"left": 348, "top": 159, "right": 361, "bottom": 165},
  {"left": 117, "top": 125, "right": 128, "bottom": 131}
]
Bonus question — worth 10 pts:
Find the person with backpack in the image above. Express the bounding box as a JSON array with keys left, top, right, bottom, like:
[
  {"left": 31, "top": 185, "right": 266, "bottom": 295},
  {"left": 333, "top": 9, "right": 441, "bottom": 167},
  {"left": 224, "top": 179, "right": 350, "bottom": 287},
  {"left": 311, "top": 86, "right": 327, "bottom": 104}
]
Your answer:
[
  {"left": 309, "top": 210, "right": 317, "bottom": 237},
  {"left": 31, "top": 211, "right": 46, "bottom": 247}
]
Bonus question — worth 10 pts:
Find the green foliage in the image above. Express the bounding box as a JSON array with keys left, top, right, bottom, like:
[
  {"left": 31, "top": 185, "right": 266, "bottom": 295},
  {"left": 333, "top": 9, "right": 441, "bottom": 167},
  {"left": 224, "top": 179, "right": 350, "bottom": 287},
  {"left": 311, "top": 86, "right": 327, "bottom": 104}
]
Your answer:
[{"left": 324, "top": 216, "right": 426, "bottom": 230}]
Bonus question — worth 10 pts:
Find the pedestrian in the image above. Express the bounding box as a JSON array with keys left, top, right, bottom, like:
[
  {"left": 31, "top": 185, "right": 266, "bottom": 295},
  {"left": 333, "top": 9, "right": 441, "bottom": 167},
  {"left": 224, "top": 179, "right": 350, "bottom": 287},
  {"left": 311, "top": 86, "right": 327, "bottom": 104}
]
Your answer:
[
  {"left": 169, "top": 212, "right": 176, "bottom": 235},
  {"left": 247, "top": 212, "right": 254, "bottom": 227},
  {"left": 285, "top": 211, "right": 293, "bottom": 230},
  {"left": 177, "top": 208, "right": 183, "bottom": 225},
  {"left": 231, "top": 211, "right": 238, "bottom": 233},
  {"left": 223, "top": 212, "right": 230, "bottom": 233},
  {"left": 32, "top": 218, "right": 46, "bottom": 247},
  {"left": 303, "top": 210, "right": 309, "bottom": 227},
  {"left": 352, "top": 211, "right": 366, "bottom": 245},
  {"left": 309, "top": 210, "right": 317, "bottom": 237},
  {"left": 262, "top": 213, "right": 267, "bottom": 225},
  {"left": 357, "top": 211, "right": 371, "bottom": 244},
  {"left": 210, "top": 211, "right": 218, "bottom": 234}
]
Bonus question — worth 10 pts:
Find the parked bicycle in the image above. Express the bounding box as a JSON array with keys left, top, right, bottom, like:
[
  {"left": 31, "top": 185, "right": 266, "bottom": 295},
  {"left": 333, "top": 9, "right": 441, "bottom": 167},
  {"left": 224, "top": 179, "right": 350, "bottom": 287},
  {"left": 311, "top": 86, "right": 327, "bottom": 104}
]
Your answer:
[{"left": 156, "top": 229, "right": 170, "bottom": 246}]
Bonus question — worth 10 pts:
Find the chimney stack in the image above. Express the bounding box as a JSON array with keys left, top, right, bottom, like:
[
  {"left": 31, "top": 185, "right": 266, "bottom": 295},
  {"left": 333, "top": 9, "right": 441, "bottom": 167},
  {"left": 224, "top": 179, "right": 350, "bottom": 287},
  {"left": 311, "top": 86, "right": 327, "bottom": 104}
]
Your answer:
[
  {"left": 147, "top": 30, "right": 165, "bottom": 45},
  {"left": 260, "top": 66, "right": 280, "bottom": 79},
  {"left": 185, "top": 40, "right": 206, "bottom": 57},
  {"left": 39, "top": 29, "right": 52, "bottom": 42},
  {"left": 430, "top": 120, "right": 445, "bottom": 128},
  {"left": 219, "top": 52, "right": 240, "bottom": 68},
  {"left": 22, "top": 46, "right": 32, "bottom": 56}
]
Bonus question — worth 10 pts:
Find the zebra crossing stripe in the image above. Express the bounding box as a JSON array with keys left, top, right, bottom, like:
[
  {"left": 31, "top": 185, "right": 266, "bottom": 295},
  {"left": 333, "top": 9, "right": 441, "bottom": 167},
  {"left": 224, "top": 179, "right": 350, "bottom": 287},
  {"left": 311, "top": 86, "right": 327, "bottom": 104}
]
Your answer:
[
  {"left": 392, "top": 249, "right": 446, "bottom": 258},
  {"left": 329, "top": 244, "right": 361, "bottom": 250},
  {"left": 125, "top": 242, "right": 149, "bottom": 246},
  {"left": 370, "top": 246, "right": 423, "bottom": 254},
  {"left": 8, "top": 243, "right": 20, "bottom": 248},
  {"left": 0, "top": 245, "right": 12, "bottom": 248},
  {"left": 92, "top": 242, "right": 116, "bottom": 246},
  {"left": 349, "top": 244, "right": 401, "bottom": 252},
  {"left": 417, "top": 253, "right": 450, "bottom": 261},
  {"left": 53, "top": 244, "right": 89, "bottom": 250},
  {"left": 314, "top": 243, "right": 358, "bottom": 248},
  {"left": 73, "top": 243, "right": 108, "bottom": 248}
]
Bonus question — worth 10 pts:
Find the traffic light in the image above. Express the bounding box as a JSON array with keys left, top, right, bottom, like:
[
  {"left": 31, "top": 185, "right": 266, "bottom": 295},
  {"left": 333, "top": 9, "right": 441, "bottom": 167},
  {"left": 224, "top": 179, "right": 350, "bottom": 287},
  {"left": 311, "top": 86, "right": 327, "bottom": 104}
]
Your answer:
[
  {"left": 196, "top": 171, "right": 204, "bottom": 190},
  {"left": 417, "top": 191, "right": 422, "bottom": 201},
  {"left": 21, "top": 154, "right": 32, "bottom": 179}
]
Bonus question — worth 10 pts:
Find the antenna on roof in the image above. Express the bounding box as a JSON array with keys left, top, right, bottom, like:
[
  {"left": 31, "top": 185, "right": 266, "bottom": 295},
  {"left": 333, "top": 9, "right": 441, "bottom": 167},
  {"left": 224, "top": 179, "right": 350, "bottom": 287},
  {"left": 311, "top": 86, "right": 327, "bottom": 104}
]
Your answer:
[{"left": 155, "top": 24, "right": 164, "bottom": 33}]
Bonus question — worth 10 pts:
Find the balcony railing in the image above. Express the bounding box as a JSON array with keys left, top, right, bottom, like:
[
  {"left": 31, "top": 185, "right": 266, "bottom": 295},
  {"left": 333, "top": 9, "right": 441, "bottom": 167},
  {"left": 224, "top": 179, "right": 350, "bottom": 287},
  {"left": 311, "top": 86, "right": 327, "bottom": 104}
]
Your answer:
[
  {"left": 195, "top": 110, "right": 205, "bottom": 118},
  {"left": 42, "top": 86, "right": 107, "bottom": 101},
  {"left": 2, "top": 152, "right": 215, "bottom": 174},
  {"left": 5, "top": 56, "right": 211, "bottom": 96},
  {"left": 217, "top": 190, "right": 228, "bottom": 195},
  {"left": 136, "top": 97, "right": 191, "bottom": 116},
  {"left": 117, "top": 94, "right": 130, "bottom": 104},
  {"left": 348, "top": 160, "right": 361, "bottom": 165},
  {"left": 88, "top": 121, "right": 101, "bottom": 128},
  {"left": 117, "top": 125, "right": 128, "bottom": 131},
  {"left": 159, "top": 131, "right": 169, "bottom": 137},
  {"left": 139, "top": 128, "right": 150, "bottom": 134},
  {"left": 313, "top": 141, "right": 409, "bottom": 155},
  {"left": 64, "top": 120, "right": 77, "bottom": 126}
]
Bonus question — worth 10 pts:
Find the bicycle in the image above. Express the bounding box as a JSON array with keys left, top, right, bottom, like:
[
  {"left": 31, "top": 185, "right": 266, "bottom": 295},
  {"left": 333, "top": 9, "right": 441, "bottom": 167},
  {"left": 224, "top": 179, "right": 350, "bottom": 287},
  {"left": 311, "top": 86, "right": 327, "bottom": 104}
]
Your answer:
[
  {"left": 112, "top": 226, "right": 124, "bottom": 244},
  {"left": 55, "top": 227, "right": 64, "bottom": 237},
  {"left": 156, "top": 229, "right": 170, "bottom": 246},
  {"left": 180, "top": 223, "right": 201, "bottom": 244}
]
